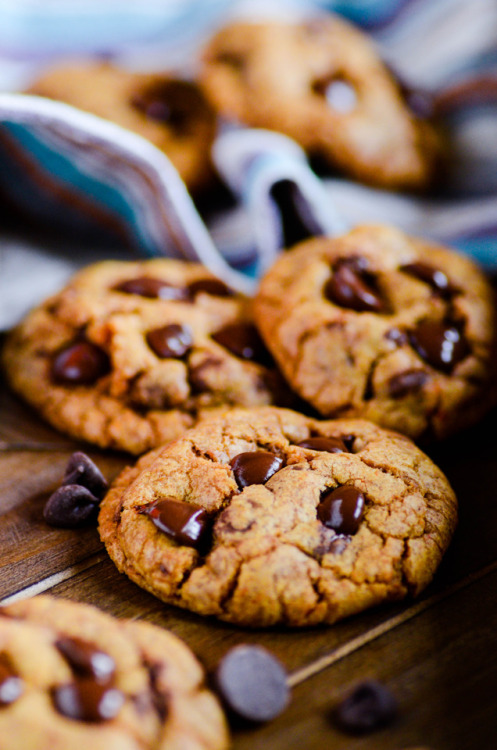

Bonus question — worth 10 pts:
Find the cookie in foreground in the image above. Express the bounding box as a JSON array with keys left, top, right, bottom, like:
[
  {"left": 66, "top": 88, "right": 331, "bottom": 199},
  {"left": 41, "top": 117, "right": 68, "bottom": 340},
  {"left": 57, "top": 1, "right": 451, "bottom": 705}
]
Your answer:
[
  {"left": 99, "top": 406, "right": 457, "bottom": 627},
  {"left": 0, "top": 595, "right": 229, "bottom": 750},
  {"left": 254, "top": 224, "right": 497, "bottom": 441},
  {"left": 201, "top": 17, "right": 444, "bottom": 190},
  {"left": 2, "top": 259, "right": 280, "bottom": 454}
]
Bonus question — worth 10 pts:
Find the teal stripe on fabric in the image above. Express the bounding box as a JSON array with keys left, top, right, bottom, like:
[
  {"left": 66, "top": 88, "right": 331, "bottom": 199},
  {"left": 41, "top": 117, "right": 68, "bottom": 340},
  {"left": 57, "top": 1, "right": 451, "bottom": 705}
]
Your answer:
[{"left": 3, "top": 121, "right": 156, "bottom": 254}]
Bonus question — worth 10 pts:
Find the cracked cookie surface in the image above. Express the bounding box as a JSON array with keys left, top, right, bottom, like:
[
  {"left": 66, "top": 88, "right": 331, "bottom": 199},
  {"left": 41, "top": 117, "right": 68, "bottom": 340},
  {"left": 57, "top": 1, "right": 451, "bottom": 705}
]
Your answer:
[
  {"left": 0, "top": 595, "right": 228, "bottom": 750},
  {"left": 254, "top": 225, "right": 497, "bottom": 441},
  {"left": 99, "top": 406, "right": 457, "bottom": 627},
  {"left": 27, "top": 63, "right": 217, "bottom": 192},
  {"left": 2, "top": 259, "right": 280, "bottom": 454},
  {"left": 200, "top": 18, "right": 444, "bottom": 190}
]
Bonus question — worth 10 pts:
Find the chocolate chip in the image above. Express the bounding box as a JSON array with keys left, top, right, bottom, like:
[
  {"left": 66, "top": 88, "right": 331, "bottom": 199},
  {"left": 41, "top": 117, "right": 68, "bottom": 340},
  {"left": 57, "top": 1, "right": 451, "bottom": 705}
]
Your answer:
[
  {"left": 324, "top": 258, "right": 385, "bottom": 313},
  {"left": 52, "top": 680, "right": 124, "bottom": 723},
  {"left": 131, "top": 80, "right": 208, "bottom": 135},
  {"left": 297, "top": 437, "right": 348, "bottom": 453},
  {"left": 138, "top": 498, "right": 212, "bottom": 549},
  {"left": 214, "top": 645, "right": 289, "bottom": 723},
  {"left": 146, "top": 324, "right": 193, "bottom": 359},
  {"left": 318, "top": 486, "right": 365, "bottom": 535},
  {"left": 51, "top": 341, "right": 110, "bottom": 386},
  {"left": 0, "top": 655, "right": 23, "bottom": 706},
  {"left": 212, "top": 323, "right": 273, "bottom": 366},
  {"left": 400, "top": 262, "right": 451, "bottom": 295},
  {"left": 334, "top": 680, "right": 398, "bottom": 734},
  {"left": 113, "top": 276, "right": 188, "bottom": 300},
  {"left": 388, "top": 369, "right": 429, "bottom": 398},
  {"left": 188, "top": 278, "right": 233, "bottom": 298},
  {"left": 56, "top": 638, "right": 115, "bottom": 682},
  {"left": 63, "top": 452, "right": 108, "bottom": 500},
  {"left": 43, "top": 485, "right": 100, "bottom": 528},
  {"left": 313, "top": 76, "right": 358, "bottom": 114},
  {"left": 230, "top": 452, "right": 284, "bottom": 488},
  {"left": 409, "top": 319, "right": 469, "bottom": 372},
  {"left": 214, "top": 51, "right": 246, "bottom": 72}
]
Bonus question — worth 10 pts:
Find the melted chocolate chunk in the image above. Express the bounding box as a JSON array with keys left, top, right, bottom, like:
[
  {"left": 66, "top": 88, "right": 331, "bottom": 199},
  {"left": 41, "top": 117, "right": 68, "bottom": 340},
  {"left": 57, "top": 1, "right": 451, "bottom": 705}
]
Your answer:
[
  {"left": 52, "top": 680, "right": 124, "bottom": 723},
  {"left": 113, "top": 276, "right": 188, "bottom": 300},
  {"left": 318, "top": 486, "right": 365, "bottom": 535},
  {"left": 214, "top": 645, "right": 289, "bottom": 723},
  {"left": 43, "top": 485, "right": 100, "bottom": 528},
  {"left": 409, "top": 319, "right": 469, "bottom": 372},
  {"left": 325, "top": 258, "right": 385, "bottom": 313},
  {"left": 131, "top": 80, "right": 208, "bottom": 135},
  {"left": 63, "top": 452, "right": 108, "bottom": 500},
  {"left": 138, "top": 499, "right": 212, "bottom": 549},
  {"left": 388, "top": 369, "right": 429, "bottom": 398},
  {"left": 230, "top": 452, "right": 284, "bottom": 488},
  {"left": 188, "top": 278, "right": 233, "bottom": 298},
  {"left": 0, "top": 655, "right": 23, "bottom": 706},
  {"left": 212, "top": 324, "right": 273, "bottom": 366},
  {"left": 52, "top": 341, "right": 110, "bottom": 386},
  {"left": 297, "top": 436, "right": 348, "bottom": 453},
  {"left": 56, "top": 638, "right": 115, "bottom": 682},
  {"left": 334, "top": 680, "right": 398, "bottom": 734},
  {"left": 146, "top": 324, "right": 193, "bottom": 359},
  {"left": 313, "top": 76, "right": 358, "bottom": 114},
  {"left": 400, "top": 262, "right": 451, "bottom": 295}
]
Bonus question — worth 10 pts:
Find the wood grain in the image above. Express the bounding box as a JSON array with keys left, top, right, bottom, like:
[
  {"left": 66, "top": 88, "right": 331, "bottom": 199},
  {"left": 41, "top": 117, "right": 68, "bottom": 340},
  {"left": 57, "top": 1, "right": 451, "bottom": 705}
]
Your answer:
[{"left": 1, "top": 366, "right": 497, "bottom": 750}]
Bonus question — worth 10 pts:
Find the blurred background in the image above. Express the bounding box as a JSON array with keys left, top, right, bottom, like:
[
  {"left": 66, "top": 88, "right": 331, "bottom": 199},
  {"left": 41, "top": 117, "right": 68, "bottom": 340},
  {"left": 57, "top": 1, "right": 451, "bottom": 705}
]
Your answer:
[{"left": 0, "top": 0, "right": 496, "bottom": 327}]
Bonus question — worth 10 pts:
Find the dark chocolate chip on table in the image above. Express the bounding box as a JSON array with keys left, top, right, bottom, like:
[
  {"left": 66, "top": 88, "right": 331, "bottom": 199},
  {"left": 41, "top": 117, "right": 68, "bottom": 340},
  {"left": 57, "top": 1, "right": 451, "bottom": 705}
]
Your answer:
[
  {"left": 333, "top": 679, "right": 398, "bottom": 734},
  {"left": 51, "top": 341, "right": 110, "bottom": 386},
  {"left": 0, "top": 655, "right": 23, "bottom": 706},
  {"left": 325, "top": 258, "right": 385, "bottom": 313},
  {"left": 43, "top": 485, "right": 100, "bottom": 528},
  {"left": 113, "top": 276, "right": 189, "bottom": 300},
  {"left": 297, "top": 436, "right": 348, "bottom": 453},
  {"left": 63, "top": 452, "right": 108, "bottom": 500},
  {"left": 146, "top": 324, "right": 193, "bottom": 359},
  {"left": 409, "top": 319, "right": 469, "bottom": 372},
  {"left": 56, "top": 638, "right": 115, "bottom": 682},
  {"left": 138, "top": 498, "right": 212, "bottom": 549},
  {"left": 52, "top": 679, "right": 124, "bottom": 722},
  {"left": 230, "top": 452, "right": 284, "bottom": 488},
  {"left": 214, "top": 645, "right": 289, "bottom": 723},
  {"left": 318, "top": 486, "right": 365, "bottom": 535}
]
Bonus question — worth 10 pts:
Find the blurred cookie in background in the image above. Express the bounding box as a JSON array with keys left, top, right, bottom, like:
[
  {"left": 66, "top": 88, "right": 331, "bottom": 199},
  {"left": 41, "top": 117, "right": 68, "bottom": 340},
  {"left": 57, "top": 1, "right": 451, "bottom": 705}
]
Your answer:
[
  {"left": 27, "top": 64, "right": 217, "bottom": 193},
  {"left": 201, "top": 17, "right": 445, "bottom": 191}
]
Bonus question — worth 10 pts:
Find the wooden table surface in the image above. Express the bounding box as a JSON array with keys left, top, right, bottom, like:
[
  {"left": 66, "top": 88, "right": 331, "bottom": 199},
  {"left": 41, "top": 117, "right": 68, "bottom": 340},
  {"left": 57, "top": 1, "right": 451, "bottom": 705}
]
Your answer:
[{"left": 1, "top": 363, "right": 496, "bottom": 750}]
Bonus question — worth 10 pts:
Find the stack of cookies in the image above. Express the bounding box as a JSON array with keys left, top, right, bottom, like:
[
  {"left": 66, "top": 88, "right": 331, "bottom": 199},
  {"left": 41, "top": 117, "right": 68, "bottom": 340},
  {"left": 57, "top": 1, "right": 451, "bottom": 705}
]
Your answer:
[{"left": 1, "top": 11, "right": 495, "bottom": 748}]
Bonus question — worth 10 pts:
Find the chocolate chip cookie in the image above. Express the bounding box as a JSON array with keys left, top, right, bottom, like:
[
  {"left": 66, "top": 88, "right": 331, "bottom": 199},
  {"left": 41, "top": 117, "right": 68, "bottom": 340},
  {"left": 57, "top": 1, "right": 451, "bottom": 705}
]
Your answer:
[
  {"left": 200, "top": 18, "right": 444, "bottom": 190},
  {"left": 0, "top": 595, "right": 228, "bottom": 750},
  {"left": 2, "top": 259, "right": 281, "bottom": 454},
  {"left": 27, "top": 64, "right": 217, "bottom": 192},
  {"left": 254, "top": 225, "right": 497, "bottom": 441},
  {"left": 99, "top": 406, "right": 457, "bottom": 627}
]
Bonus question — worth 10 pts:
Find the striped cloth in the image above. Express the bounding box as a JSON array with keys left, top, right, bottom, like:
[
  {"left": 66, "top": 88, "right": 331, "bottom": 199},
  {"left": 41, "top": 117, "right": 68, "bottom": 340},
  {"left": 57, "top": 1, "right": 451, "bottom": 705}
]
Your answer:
[{"left": 0, "top": 0, "right": 496, "bottom": 329}]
